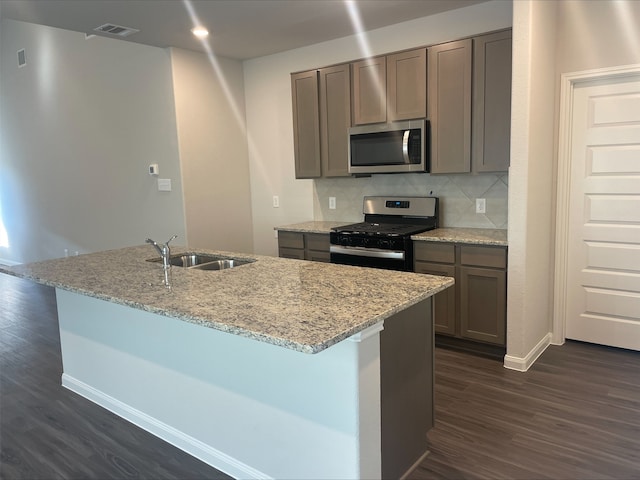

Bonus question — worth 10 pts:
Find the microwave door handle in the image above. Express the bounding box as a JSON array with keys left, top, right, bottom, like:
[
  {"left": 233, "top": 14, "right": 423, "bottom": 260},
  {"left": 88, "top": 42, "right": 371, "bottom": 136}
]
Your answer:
[{"left": 402, "top": 130, "right": 410, "bottom": 163}]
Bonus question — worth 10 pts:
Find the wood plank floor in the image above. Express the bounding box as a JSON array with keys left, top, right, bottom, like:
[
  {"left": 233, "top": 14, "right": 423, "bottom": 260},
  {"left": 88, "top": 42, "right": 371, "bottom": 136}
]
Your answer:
[{"left": 2, "top": 272, "right": 639, "bottom": 479}]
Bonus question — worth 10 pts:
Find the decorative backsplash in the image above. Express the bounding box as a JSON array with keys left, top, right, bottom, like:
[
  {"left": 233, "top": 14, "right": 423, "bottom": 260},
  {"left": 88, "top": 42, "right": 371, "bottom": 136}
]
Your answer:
[{"left": 313, "top": 173, "right": 508, "bottom": 229}]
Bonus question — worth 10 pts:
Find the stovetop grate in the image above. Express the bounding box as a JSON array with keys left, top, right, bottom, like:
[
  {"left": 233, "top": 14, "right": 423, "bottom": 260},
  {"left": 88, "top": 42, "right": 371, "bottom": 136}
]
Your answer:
[{"left": 332, "top": 222, "right": 434, "bottom": 236}]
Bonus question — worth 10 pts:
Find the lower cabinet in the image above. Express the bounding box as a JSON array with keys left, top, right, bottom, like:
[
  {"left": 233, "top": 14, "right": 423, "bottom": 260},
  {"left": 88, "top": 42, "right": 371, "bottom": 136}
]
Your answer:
[
  {"left": 277, "top": 231, "right": 330, "bottom": 262},
  {"left": 414, "top": 242, "right": 507, "bottom": 349}
]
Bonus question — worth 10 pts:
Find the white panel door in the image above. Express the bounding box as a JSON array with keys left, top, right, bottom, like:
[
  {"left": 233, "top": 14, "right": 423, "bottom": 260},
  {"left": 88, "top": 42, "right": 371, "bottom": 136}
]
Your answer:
[{"left": 566, "top": 76, "right": 640, "bottom": 350}]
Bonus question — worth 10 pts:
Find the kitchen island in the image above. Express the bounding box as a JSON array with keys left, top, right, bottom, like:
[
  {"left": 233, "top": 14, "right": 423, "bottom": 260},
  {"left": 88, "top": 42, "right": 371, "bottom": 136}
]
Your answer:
[{"left": 2, "top": 246, "right": 453, "bottom": 479}]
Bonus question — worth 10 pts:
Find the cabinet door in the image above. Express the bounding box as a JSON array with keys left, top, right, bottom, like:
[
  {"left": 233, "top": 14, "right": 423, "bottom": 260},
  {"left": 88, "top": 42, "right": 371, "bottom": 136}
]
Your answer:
[
  {"left": 473, "top": 30, "right": 512, "bottom": 173},
  {"left": 304, "top": 233, "right": 331, "bottom": 262},
  {"left": 291, "top": 70, "right": 321, "bottom": 178},
  {"left": 387, "top": 48, "right": 427, "bottom": 122},
  {"left": 414, "top": 262, "right": 456, "bottom": 336},
  {"left": 351, "top": 56, "right": 386, "bottom": 125},
  {"left": 460, "top": 266, "right": 506, "bottom": 345},
  {"left": 319, "top": 64, "right": 351, "bottom": 177},
  {"left": 428, "top": 39, "right": 472, "bottom": 174}
]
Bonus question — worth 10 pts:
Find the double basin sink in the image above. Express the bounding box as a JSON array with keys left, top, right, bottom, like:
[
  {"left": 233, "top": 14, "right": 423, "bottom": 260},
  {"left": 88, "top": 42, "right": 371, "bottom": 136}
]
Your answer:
[{"left": 147, "top": 253, "right": 255, "bottom": 271}]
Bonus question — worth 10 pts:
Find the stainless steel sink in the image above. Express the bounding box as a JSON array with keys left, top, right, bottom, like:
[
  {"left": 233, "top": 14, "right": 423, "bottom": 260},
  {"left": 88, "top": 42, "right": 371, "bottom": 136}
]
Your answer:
[
  {"left": 147, "top": 253, "right": 255, "bottom": 270},
  {"left": 192, "top": 259, "right": 248, "bottom": 270},
  {"left": 169, "top": 254, "right": 219, "bottom": 267}
]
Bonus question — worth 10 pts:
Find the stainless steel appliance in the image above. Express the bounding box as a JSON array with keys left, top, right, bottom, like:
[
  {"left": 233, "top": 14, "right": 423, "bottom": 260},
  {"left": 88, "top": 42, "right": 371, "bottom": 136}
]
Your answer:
[
  {"left": 348, "top": 119, "right": 428, "bottom": 175},
  {"left": 330, "top": 196, "right": 438, "bottom": 271}
]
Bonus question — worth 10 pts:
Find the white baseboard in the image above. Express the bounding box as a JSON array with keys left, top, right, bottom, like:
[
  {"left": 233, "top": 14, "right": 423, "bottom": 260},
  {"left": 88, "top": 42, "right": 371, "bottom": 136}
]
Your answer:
[
  {"left": 503, "top": 333, "right": 552, "bottom": 372},
  {"left": 0, "top": 257, "right": 20, "bottom": 267},
  {"left": 61, "top": 374, "right": 271, "bottom": 480}
]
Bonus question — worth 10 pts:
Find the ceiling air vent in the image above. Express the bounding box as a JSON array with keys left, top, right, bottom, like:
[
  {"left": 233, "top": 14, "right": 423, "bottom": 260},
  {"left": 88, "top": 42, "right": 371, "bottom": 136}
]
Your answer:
[{"left": 94, "top": 24, "right": 139, "bottom": 37}]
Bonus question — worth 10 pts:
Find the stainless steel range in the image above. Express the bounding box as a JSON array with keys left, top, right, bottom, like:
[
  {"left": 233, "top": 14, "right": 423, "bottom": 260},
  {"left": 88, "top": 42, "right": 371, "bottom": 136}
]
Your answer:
[{"left": 330, "top": 196, "right": 439, "bottom": 271}]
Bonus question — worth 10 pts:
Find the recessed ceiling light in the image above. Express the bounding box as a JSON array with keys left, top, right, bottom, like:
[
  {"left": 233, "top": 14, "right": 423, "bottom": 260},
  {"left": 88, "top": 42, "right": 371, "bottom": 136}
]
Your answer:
[{"left": 191, "top": 27, "right": 209, "bottom": 39}]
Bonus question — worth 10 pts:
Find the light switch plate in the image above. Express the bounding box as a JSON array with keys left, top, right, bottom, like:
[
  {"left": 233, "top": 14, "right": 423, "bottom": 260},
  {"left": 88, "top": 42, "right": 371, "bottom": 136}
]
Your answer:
[
  {"left": 329, "top": 197, "right": 336, "bottom": 209},
  {"left": 476, "top": 198, "right": 486, "bottom": 213},
  {"left": 158, "top": 179, "right": 172, "bottom": 191}
]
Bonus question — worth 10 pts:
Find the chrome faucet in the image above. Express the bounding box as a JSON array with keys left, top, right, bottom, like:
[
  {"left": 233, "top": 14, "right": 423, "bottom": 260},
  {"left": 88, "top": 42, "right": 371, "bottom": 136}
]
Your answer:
[{"left": 146, "top": 235, "right": 177, "bottom": 288}]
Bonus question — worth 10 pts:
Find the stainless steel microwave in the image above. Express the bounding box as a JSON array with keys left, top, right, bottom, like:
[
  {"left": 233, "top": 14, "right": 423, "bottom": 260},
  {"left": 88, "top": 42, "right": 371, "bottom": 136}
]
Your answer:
[{"left": 348, "top": 119, "right": 427, "bottom": 174}]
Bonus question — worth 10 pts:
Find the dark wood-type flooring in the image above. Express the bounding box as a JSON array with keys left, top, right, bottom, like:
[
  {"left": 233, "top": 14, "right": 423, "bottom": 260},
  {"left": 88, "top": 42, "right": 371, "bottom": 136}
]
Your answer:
[{"left": 1, "top": 272, "right": 639, "bottom": 479}]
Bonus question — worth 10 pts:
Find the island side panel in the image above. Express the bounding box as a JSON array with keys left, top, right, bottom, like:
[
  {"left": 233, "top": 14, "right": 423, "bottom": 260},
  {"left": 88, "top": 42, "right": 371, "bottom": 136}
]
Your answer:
[
  {"left": 55, "top": 289, "right": 382, "bottom": 480},
  {"left": 380, "top": 298, "right": 434, "bottom": 479}
]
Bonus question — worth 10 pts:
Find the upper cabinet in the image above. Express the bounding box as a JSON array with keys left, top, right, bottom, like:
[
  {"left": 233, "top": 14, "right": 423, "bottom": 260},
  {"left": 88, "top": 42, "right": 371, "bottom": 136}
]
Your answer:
[
  {"left": 291, "top": 29, "right": 511, "bottom": 178},
  {"left": 291, "top": 64, "right": 351, "bottom": 179},
  {"left": 472, "top": 30, "right": 512, "bottom": 173},
  {"left": 386, "top": 48, "right": 427, "bottom": 122},
  {"left": 428, "top": 30, "right": 512, "bottom": 174},
  {"left": 352, "top": 48, "right": 427, "bottom": 125},
  {"left": 428, "top": 39, "right": 472, "bottom": 174},
  {"left": 319, "top": 64, "right": 351, "bottom": 177},
  {"left": 351, "top": 56, "right": 387, "bottom": 125},
  {"left": 291, "top": 70, "right": 321, "bottom": 178}
]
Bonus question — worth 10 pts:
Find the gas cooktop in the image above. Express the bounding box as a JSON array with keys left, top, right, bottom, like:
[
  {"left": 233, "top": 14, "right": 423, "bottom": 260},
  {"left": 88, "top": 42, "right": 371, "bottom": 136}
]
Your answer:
[{"left": 331, "top": 222, "right": 434, "bottom": 237}]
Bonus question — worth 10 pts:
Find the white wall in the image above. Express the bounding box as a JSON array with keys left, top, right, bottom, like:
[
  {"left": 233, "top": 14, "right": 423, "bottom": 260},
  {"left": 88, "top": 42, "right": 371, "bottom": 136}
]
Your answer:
[
  {"left": 170, "top": 48, "right": 254, "bottom": 254},
  {"left": 556, "top": 0, "right": 640, "bottom": 74},
  {"left": 243, "top": 1, "right": 513, "bottom": 256},
  {"left": 505, "top": 0, "right": 640, "bottom": 369},
  {"left": 505, "top": 0, "right": 558, "bottom": 369},
  {"left": 0, "top": 19, "right": 186, "bottom": 263}
]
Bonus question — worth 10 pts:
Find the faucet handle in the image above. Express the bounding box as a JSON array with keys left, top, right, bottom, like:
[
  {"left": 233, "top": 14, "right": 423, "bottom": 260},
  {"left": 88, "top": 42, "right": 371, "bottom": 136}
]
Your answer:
[{"left": 165, "top": 234, "right": 178, "bottom": 246}]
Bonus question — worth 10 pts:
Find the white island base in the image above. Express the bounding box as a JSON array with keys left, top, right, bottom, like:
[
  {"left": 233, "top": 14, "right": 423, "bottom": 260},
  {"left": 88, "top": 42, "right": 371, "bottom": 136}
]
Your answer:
[{"left": 56, "top": 288, "right": 433, "bottom": 480}]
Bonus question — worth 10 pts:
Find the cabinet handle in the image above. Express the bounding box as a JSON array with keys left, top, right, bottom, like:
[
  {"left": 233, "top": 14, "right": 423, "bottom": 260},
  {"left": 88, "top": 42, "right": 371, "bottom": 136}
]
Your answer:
[{"left": 402, "top": 130, "right": 410, "bottom": 164}]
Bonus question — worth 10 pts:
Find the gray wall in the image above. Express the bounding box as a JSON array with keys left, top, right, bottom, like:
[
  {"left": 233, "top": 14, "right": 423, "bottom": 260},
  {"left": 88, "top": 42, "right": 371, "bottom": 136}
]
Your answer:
[
  {"left": 0, "top": 19, "right": 186, "bottom": 263},
  {"left": 169, "top": 48, "right": 254, "bottom": 254}
]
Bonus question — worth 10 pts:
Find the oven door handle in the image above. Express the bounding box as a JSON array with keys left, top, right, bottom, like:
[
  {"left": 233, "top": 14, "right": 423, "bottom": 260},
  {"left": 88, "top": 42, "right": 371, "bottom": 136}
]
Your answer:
[{"left": 330, "top": 245, "right": 405, "bottom": 260}]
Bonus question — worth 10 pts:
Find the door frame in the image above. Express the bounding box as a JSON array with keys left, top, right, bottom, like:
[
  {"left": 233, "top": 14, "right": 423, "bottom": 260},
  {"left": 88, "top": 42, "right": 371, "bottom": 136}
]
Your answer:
[{"left": 553, "top": 63, "right": 640, "bottom": 345}]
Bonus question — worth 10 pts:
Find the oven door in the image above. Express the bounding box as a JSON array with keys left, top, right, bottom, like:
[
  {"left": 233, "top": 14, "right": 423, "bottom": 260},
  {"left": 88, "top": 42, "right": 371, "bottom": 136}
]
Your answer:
[{"left": 330, "top": 245, "right": 410, "bottom": 271}]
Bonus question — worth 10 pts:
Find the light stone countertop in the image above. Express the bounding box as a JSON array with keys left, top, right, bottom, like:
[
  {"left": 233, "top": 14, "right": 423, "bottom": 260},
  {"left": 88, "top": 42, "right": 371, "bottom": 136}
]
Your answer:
[
  {"left": 412, "top": 228, "right": 508, "bottom": 246},
  {"left": 276, "top": 222, "right": 508, "bottom": 246},
  {"left": 275, "top": 221, "right": 345, "bottom": 234},
  {"left": 1, "top": 245, "right": 453, "bottom": 354}
]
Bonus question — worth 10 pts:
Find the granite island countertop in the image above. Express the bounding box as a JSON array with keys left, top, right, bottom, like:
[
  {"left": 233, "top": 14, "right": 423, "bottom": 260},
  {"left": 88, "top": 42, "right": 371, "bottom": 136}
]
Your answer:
[
  {"left": 1, "top": 245, "right": 453, "bottom": 354},
  {"left": 276, "top": 222, "right": 508, "bottom": 246}
]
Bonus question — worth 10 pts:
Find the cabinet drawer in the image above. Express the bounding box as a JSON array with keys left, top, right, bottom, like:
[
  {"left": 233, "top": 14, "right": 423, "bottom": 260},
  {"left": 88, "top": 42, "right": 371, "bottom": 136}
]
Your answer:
[
  {"left": 305, "top": 233, "right": 329, "bottom": 251},
  {"left": 414, "top": 242, "right": 455, "bottom": 264},
  {"left": 278, "top": 231, "right": 305, "bottom": 249},
  {"left": 305, "top": 250, "right": 330, "bottom": 263},
  {"left": 460, "top": 245, "right": 506, "bottom": 269},
  {"left": 278, "top": 247, "right": 305, "bottom": 260}
]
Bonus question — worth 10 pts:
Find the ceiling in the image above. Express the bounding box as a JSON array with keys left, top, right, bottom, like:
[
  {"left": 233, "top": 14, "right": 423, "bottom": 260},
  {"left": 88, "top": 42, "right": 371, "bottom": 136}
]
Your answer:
[{"left": 0, "top": 0, "right": 489, "bottom": 60}]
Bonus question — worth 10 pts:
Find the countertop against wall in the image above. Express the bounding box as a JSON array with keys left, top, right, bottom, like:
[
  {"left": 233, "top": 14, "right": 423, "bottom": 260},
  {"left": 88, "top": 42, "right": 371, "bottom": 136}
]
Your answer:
[{"left": 276, "top": 222, "right": 508, "bottom": 247}]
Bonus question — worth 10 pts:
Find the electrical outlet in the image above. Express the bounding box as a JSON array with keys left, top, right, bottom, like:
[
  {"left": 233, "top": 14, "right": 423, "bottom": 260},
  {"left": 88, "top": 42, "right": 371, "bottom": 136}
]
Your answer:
[
  {"left": 476, "top": 198, "right": 486, "bottom": 214},
  {"left": 329, "top": 197, "right": 336, "bottom": 209},
  {"left": 273, "top": 195, "right": 280, "bottom": 208}
]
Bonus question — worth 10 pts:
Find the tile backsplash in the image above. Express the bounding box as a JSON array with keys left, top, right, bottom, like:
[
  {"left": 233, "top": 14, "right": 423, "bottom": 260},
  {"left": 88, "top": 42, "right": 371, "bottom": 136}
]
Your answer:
[{"left": 313, "top": 173, "right": 508, "bottom": 228}]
